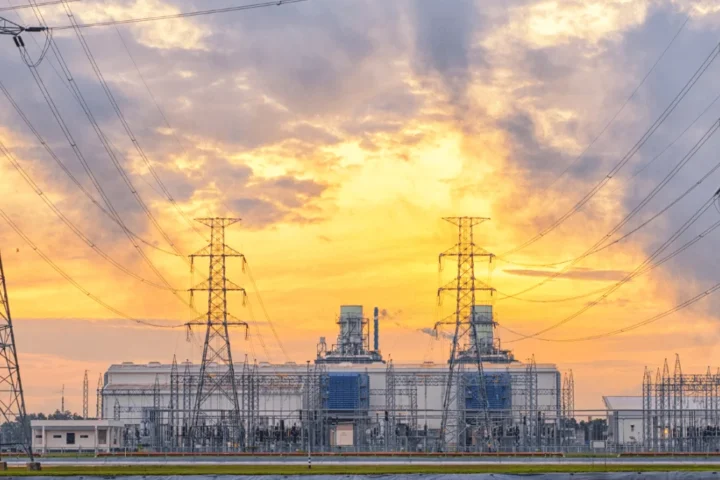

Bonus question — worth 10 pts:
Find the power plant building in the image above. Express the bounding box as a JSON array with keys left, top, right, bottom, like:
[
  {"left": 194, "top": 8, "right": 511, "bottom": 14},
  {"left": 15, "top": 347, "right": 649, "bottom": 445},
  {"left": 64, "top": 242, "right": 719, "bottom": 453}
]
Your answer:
[{"left": 100, "top": 305, "right": 569, "bottom": 452}]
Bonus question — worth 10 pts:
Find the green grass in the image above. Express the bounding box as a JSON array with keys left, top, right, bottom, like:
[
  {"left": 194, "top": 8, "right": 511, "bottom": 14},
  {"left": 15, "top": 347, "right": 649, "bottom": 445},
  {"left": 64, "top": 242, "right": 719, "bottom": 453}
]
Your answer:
[{"left": 2, "top": 464, "right": 720, "bottom": 476}]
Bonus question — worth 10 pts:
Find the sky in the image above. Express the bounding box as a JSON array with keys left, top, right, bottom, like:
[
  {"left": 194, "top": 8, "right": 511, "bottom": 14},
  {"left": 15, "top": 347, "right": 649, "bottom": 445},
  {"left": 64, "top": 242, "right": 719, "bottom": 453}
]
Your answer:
[{"left": 1, "top": 0, "right": 720, "bottom": 414}]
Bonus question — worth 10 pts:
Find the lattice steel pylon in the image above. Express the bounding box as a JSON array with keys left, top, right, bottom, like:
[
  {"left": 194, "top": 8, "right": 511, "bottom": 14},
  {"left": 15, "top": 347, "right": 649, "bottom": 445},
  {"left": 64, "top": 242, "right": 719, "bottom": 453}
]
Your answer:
[
  {"left": 187, "top": 218, "right": 248, "bottom": 449},
  {"left": 0, "top": 253, "right": 33, "bottom": 460},
  {"left": 436, "top": 217, "right": 495, "bottom": 452}
]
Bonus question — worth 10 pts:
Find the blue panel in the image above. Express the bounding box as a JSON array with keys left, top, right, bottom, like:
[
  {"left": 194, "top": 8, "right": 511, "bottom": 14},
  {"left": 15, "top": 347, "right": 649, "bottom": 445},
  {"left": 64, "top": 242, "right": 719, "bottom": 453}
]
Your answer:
[
  {"left": 326, "top": 373, "right": 369, "bottom": 411},
  {"left": 464, "top": 372, "right": 511, "bottom": 411}
]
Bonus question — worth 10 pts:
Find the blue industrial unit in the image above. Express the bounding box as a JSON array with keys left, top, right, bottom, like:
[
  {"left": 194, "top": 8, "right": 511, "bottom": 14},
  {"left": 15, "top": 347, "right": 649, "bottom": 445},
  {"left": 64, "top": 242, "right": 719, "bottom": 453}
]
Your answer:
[
  {"left": 464, "top": 372, "right": 511, "bottom": 411},
  {"left": 325, "top": 373, "right": 369, "bottom": 411}
]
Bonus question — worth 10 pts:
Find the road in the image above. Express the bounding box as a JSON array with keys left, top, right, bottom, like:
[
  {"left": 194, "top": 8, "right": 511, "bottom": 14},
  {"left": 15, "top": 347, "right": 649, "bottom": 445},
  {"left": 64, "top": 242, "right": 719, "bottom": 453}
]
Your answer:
[{"left": 5, "top": 456, "right": 720, "bottom": 466}]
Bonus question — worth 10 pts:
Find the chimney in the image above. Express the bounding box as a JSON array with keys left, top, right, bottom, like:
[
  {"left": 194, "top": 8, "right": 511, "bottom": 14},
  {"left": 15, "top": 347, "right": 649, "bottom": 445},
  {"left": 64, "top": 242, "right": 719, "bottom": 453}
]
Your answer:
[{"left": 373, "top": 307, "right": 379, "bottom": 351}]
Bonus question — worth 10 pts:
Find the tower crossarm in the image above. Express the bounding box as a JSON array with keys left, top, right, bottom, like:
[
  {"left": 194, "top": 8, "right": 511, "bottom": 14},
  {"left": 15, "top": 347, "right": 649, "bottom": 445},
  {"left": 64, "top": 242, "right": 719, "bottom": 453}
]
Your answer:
[{"left": 0, "top": 16, "right": 46, "bottom": 36}]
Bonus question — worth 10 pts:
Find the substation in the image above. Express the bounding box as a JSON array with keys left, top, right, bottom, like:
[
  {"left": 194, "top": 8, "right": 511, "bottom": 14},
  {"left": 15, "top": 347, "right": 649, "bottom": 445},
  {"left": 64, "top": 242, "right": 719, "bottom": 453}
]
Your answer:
[
  {"left": 89, "top": 217, "right": 575, "bottom": 453},
  {"left": 100, "top": 305, "right": 570, "bottom": 453}
]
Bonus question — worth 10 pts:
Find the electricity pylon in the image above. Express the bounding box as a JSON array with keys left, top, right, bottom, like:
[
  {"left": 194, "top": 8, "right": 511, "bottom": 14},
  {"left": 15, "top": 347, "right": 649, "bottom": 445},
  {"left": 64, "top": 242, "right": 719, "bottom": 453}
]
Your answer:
[
  {"left": 0, "top": 253, "right": 33, "bottom": 460},
  {"left": 187, "top": 218, "right": 248, "bottom": 449},
  {"left": 436, "top": 217, "right": 495, "bottom": 452}
]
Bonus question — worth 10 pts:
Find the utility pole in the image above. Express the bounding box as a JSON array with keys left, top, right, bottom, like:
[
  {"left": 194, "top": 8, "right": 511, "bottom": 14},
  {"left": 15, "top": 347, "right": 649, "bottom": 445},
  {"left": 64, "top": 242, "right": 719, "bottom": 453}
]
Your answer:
[
  {"left": 0, "top": 253, "right": 34, "bottom": 462},
  {"left": 96, "top": 374, "right": 103, "bottom": 419},
  {"left": 436, "top": 217, "right": 495, "bottom": 452},
  {"left": 61, "top": 385, "right": 64, "bottom": 413},
  {"left": 82, "top": 371, "right": 88, "bottom": 419},
  {"left": 187, "top": 218, "right": 248, "bottom": 450}
]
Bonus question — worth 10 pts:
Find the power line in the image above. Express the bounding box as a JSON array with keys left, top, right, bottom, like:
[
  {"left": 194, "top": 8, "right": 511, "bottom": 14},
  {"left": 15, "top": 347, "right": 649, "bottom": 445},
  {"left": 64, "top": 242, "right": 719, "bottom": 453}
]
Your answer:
[
  {"left": 542, "top": 15, "right": 690, "bottom": 194},
  {"left": 16, "top": 45, "right": 183, "bottom": 295},
  {"left": 496, "top": 215, "right": 720, "bottom": 304},
  {"left": 112, "top": 27, "right": 207, "bottom": 242},
  {"left": 51, "top": 0, "right": 307, "bottom": 30},
  {"left": 499, "top": 41, "right": 720, "bottom": 258},
  {"left": 0, "top": 208, "right": 186, "bottom": 329},
  {"left": 0, "top": 135, "right": 181, "bottom": 291},
  {"left": 500, "top": 273, "right": 720, "bottom": 343},
  {"left": 0, "top": 80, "right": 180, "bottom": 257},
  {"left": 18, "top": 2, "right": 193, "bottom": 309},
  {"left": 245, "top": 261, "right": 290, "bottom": 363},
  {"left": 60, "top": 1, "right": 205, "bottom": 248},
  {"left": 505, "top": 195, "right": 718, "bottom": 343},
  {"left": 499, "top": 113, "right": 720, "bottom": 300},
  {"left": 496, "top": 88, "right": 720, "bottom": 270},
  {"left": 0, "top": 0, "right": 78, "bottom": 12}
]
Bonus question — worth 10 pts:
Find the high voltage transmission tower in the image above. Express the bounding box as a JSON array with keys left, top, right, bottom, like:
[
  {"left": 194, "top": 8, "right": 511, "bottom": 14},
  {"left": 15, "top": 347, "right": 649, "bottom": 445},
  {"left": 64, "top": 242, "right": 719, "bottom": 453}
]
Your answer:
[
  {"left": 436, "top": 217, "right": 495, "bottom": 452},
  {"left": 0, "top": 253, "right": 33, "bottom": 461},
  {"left": 187, "top": 218, "right": 248, "bottom": 449}
]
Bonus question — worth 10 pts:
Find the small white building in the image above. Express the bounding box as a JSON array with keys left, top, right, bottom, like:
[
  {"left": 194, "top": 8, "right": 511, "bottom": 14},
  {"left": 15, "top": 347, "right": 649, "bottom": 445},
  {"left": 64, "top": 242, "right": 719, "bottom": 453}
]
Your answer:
[
  {"left": 31, "top": 420, "right": 125, "bottom": 453},
  {"left": 603, "top": 396, "right": 644, "bottom": 447}
]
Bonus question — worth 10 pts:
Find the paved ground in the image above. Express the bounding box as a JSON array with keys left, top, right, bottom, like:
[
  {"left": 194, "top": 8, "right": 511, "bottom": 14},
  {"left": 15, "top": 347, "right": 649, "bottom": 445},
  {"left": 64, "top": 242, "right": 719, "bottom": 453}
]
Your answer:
[{"left": 6, "top": 456, "right": 720, "bottom": 466}]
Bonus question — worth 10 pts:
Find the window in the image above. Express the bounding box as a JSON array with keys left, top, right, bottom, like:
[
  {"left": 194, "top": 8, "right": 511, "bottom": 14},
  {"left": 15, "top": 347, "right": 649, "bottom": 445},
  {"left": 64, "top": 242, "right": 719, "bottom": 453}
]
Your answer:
[
  {"left": 631, "top": 425, "right": 635, "bottom": 432},
  {"left": 80, "top": 435, "right": 89, "bottom": 439},
  {"left": 98, "top": 430, "right": 107, "bottom": 444},
  {"left": 35, "top": 435, "right": 42, "bottom": 439},
  {"left": 66, "top": 432, "right": 75, "bottom": 445},
  {"left": 52, "top": 435, "right": 61, "bottom": 439}
]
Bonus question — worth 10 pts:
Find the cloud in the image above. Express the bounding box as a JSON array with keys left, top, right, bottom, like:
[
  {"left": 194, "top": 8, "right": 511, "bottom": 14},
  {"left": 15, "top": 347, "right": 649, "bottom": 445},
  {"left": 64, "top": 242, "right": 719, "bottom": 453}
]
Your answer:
[{"left": 504, "top": 267, "right": 629, "bottom": 282}]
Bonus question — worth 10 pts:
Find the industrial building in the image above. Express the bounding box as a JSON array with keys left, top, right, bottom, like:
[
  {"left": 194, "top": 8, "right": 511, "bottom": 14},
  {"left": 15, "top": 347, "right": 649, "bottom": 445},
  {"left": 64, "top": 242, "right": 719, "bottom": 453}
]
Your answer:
[{"left": 99, "top": 305, "right": 571, "bottom": 453}]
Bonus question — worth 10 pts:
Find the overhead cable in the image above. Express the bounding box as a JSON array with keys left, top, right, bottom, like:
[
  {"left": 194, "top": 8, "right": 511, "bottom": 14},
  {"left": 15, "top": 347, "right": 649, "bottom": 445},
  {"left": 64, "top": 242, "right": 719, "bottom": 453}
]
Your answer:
[
  {"left": 0, "top": 80, "right": 179, "bottom": 257},
  {"left": 0, "top": 137, "right": 181, "bottom": 291},
  {"left": 543, "top": 15, "right": 690, "bottom": 193},
  {"left": 50, "top": 0, "right": 307, "bottom": 30},
  {"left": 500, "top": 268, "right": 720, "bottom": 343},
  {"left": 499, "top": 41, "right": 720, "bottom": 258},
  {"left": 113, "top": 28, "right": 207, "bottom": 241},
  {"left": 0, "top": 0, "right": 79, "bottom": 12},
  {"left": 496, "top": 214, "right": 720, "bottom": 304},
  {"left": 61, "top": 1, "right": 206, "bottom": 245},
  {"left": 497, "top": 88, "right": 720, "bottom": 270},
  {"left": 499, "top": 113, "right": 720, "bottom": 300},
  {"left": 505, "top": 195, "right": 718, "bottom": 343},
  {"left": 0, "top": 208, "right": 186, "bottom": 329}
]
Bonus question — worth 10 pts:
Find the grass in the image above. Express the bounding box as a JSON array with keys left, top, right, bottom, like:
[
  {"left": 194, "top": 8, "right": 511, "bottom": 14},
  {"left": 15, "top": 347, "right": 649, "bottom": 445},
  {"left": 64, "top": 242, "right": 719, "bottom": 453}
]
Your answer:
[{"left": 2, "top": 464, "right": 720, "bottom": 476}]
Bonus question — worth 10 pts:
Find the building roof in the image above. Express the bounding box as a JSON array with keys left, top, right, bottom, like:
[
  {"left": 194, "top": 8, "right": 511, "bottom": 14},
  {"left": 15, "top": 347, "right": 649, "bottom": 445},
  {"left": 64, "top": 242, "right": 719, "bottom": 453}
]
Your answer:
[
  {"left": 604, "top": 395, "right": 711, "bottom": 410},
  {"left": 107, "top": 360, "right": 560, "bottom": 374},
  {"left": 31, "top": 420, "right": 125, "bottom": 428},
  {"left": 603, "top": 396, "right": 642, "bottom": 410}
]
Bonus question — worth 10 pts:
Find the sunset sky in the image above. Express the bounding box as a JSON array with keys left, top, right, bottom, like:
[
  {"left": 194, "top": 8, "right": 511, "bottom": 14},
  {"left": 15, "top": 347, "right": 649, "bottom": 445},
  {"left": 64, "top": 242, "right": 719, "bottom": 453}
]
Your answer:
[{"left": 1, "top": 0, "right": 720, "bottom": 415}]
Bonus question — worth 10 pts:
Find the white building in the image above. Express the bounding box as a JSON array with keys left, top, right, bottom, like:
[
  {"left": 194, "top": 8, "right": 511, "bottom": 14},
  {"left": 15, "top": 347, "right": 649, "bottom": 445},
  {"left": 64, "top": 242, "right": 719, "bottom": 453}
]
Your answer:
[
  {"left": 97, "top": 305, "right": 564, "bottom": 451},
  {"left": 31, "top": 420, "right": 125, "bottom": 453},
  {"left": 603, "top": 396, "right": 644, "bottom": 447}
]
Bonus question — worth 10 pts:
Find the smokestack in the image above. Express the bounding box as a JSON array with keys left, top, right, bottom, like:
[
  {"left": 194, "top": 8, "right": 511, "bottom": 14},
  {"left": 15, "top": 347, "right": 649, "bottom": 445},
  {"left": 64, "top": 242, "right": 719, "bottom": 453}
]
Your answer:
[{"left": 373, "top": 307, "right": 379, "bottom": 351}]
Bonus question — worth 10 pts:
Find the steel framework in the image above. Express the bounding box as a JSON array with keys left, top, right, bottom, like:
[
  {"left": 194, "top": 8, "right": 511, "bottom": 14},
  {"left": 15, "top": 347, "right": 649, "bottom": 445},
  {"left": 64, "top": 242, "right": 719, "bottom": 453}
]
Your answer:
[
  {"left": 0, "top": 253, "right": 33, "bottom": 460},
  {"left": 101, "top": 361, "right": 569, "bottom": 454},
  {"left": 187, "top": 218, "right": 248, "bottom": 449},
  {"left": 436, "top": 217, "right": 495, "bottom": 451},
  {"left": 642, "top": 355, "right": 720, "bottom": 452}
]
